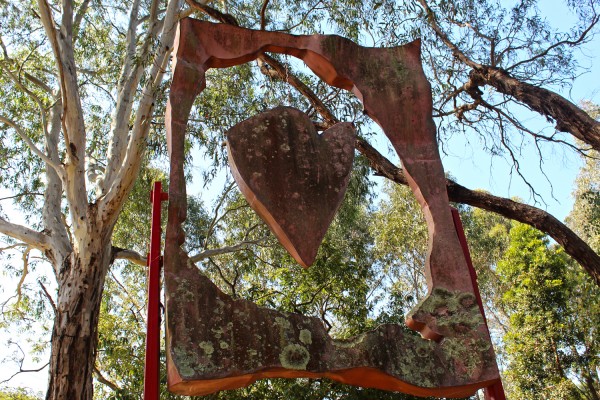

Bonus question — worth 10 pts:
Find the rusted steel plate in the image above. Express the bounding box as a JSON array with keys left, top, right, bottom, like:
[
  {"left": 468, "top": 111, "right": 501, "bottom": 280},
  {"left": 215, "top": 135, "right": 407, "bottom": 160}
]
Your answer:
[
  {"left": 226, "top": 107, "right": 355, "bottom": 267},
  {"left": 164, "top": 19, "right": 501, "bottom": 397},
  {"left": 166, "top": 254, "right": 499, "bottom": 398}
]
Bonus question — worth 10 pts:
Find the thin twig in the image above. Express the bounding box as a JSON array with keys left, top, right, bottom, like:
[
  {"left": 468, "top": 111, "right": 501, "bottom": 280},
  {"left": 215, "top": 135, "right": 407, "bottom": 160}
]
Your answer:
[
  {"left": 0, "top": 341, "right": 49, "bottom": 385},
  {"left": 259, "top": 0, "right": 270, "bottom": 30},
  {"left": 0, "top": 116, "right": 65, "bottom": 178},
  {"left": 38, "top": 281, "right": 57, "bottom": 314}
]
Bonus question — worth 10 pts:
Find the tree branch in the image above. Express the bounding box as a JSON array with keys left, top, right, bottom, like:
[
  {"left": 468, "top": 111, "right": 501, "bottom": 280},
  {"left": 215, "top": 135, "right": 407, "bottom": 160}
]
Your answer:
[
  {"left": 356, "top": 137, "right": 600, "bottom": 286},
  {"left": 468, "top": 67, "right": 600, "bottom": 152},
  {"left": 0, "top": 341, "right": 49, "bottom": 385},
  {"left": 112, "top": 246, "right": 147, "bottom": 266},
  {"left": 415, "top": 0, "right": 482, "bottom": 69},
  {"left": 259, "top": 0, "right": 270, "bottom": 30},
  {"left": 190, "top": 238, "right": 269, "bottom": 263},
  {"left": 415, "top": 0, "right": 600, "bottom": 151},
  {"left": 507, "top": 12, "right": 600, "bottom": 73},
  {"left": 0, "top": 115, "right": 65, "bottom": 181},
  {"left": 93, "top": 365, "right": 120, "bottom": 392},
  {"left": 39, "top": 280, "right": 57, "bottom": 314},
  {"left": 0, "top": 217, "right": 51, "bottom": 251},
  {"left": 42, "top": 100, "right": 72, "bottom": 270},
  {"left": 73, "top": 0, "right": 92, "bottom": 40},
  {"left": 102, "top": 0, "right": 143, "bottom": 191},
  {"left": 16, "top": 247, "right": 31, "bottom": 304},
  {"left": 37, "top": 0, "right": 89, "bottom": 241},
  {"left": 99, "top": 0, "right": 181, "bottom": 224}
]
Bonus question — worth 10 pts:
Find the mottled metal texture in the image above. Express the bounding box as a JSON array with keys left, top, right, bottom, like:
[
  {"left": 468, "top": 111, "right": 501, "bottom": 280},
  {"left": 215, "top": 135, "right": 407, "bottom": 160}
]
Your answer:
[
  {"left": 164, "top": 18, "right": 501, "bottom": 397},
  {"left": 226, "top": 107, "right": 355, "bottom": 268},
  {"left": 166, "top": 258, "right": 498, "bottom": 398}
]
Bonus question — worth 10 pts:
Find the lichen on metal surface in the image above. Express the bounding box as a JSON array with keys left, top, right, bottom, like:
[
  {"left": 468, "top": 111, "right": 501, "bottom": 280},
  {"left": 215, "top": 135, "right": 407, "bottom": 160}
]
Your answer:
[{"left": 163, "top": 18, "right": 502, "bottom": 398}]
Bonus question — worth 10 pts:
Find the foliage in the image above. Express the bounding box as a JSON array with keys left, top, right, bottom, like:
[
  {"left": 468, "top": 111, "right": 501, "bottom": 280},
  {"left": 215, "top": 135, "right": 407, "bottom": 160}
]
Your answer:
[
  {"left": 498, "top": 223, "right": 600, "bottom": 399},
  {"left": 372, "top": 182, "right": 428, "bottom": 320},
  {"left": 0, "top": 388, "right": 42, "bottom": 400}
]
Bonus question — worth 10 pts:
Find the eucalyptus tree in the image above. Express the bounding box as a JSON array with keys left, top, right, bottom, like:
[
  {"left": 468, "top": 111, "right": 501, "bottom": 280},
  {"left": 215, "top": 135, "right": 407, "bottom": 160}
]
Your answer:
[
  {"left": 0, "top": 0, "right": 190, "bottom": 397},
  {"left": 498, "top": 223, "right": 600, "bottom": 399}
]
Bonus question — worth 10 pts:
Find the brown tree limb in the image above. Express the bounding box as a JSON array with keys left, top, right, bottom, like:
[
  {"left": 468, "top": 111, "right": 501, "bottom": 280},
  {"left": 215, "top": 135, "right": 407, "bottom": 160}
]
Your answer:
[
  {"left": 39, "top": 280, "right": 57, "bottom": 314},
  {"left": 468, "top": 67, "right": 600, "bottom": 151},
  {"left": 93, "top": 365, "right": 121, "bottom": 392},
  {"left": 416, "top": 0, "right": 600, "bottom": 151},
  {"left": 356, "top": 137, "right": 600, "bottom": 286},
  {"left": 259, "top": 0, "right": 270, "bottom": 30}
]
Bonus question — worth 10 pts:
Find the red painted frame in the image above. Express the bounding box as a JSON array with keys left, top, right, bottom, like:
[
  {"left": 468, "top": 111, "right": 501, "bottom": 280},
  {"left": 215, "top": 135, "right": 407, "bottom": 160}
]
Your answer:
[
  {"left": 451, "top": 208, "right": 507, "bottom": 400},
  {"left": 144, "top": 182, "right": 168, "bottom": 400}
]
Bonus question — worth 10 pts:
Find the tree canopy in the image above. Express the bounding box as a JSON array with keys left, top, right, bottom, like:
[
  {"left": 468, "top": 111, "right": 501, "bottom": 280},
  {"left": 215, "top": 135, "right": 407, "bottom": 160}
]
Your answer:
[{"left": 0, "top": 0, "right": 599, "bottom": 399}]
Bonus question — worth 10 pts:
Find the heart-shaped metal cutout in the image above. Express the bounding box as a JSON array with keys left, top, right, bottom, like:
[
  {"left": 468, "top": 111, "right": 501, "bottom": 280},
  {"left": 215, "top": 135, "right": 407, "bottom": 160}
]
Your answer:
[{"left": 226, "top": 106, "right": 355, "bottom": 267}]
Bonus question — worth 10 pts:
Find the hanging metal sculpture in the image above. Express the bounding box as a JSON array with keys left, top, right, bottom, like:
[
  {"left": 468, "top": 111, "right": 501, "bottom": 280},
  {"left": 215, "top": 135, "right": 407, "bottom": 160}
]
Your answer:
[
  {"left": 227, "top": 106, "right": 355, "bottom": 268},
  {"left": 164, "top": 18, "right": 502, "bottom": 398}
]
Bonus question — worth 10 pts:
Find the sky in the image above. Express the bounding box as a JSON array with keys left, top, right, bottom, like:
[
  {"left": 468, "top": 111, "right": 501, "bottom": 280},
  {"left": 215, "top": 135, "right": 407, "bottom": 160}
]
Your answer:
[
  {"left": 1, "top": 0, "right": 600, "bottom": 396},
  {"left": 436, "top": 1, "right": 600, "bottom": 221}
]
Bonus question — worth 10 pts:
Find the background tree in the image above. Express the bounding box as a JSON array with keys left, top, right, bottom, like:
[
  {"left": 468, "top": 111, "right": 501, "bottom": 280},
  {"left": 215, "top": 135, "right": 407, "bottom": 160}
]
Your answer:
[
  {"left": 498, "top": 223, "right": 600, "bottom": 399},
  {"left": 0, "top": 0, "right": 599, "bottom": 399}
]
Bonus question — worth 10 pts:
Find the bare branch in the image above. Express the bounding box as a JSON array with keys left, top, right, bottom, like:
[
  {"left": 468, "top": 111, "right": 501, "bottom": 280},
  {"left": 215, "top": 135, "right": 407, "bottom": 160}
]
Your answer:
[
  {"left": 467, "top": 67, "right": 600, "bottom": 151},
  {"left": 73, "top": 0, "right": 92, "bottom": 40},
  {"left": 39, "top": 281, "right": 57, "bottom": 314},
  {"left": 275, "top": 1, "right": 324, "bottom": 33},
  {"left": 16, "top": 247, "right": 31, "bottom": 304},
  {"left": 190, "top": 237, "right": 269, "bottom": 263},
  {"left": 507, "top": 13, "right": 600, "bottom": 73},
  {"left": 108, "top": 270, "right": 146, "bottom": 323},
  {"left": 414, "top": 0, "right": 600, "bottom": 151},
  {"left": 0, "top": 116, "right": 65, "bottom": 180},
  {"left": 0, "top": 341, "right": 49, "bottom": 385},
  {"left": 355, "top": 136, "right": 600, "bottom": 286},
  {"left": 0, "top": 243, "right": 28, "bottom": 252},
  {"left": 0, "top": 192, "right": 44, "bottom": 202},
  {"left": 0, "top": 36, "right": 9, "bottom": 60},
  {"left": 112, "top": 247, "right": 147, "bottom": 266},
  {"left": 207, "top": 258, "right": 237, "bottom": 297},
  {"left": 204, "top": 181, "right": 236, "bottom": 248},
  {"left": 0, "top": 217, "right": 51, "bottom": 251},
  {"left": 259, "top": 0, "right": 270, "bottom": 30},
  {"left": 94, "top": 365, "right": 120, "bottom": 392},
  {"left": 415, "top": 0, "right": 482, "bottom": 69}
]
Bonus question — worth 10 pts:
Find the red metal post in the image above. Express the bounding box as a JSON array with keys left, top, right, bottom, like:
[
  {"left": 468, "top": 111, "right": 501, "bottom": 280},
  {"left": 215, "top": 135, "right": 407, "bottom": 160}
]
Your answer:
[
  {"left": 144, "top": 182, "right": 168, "bottom": 400},
  {"left": 450, "top": 208, "right": 507, "bottom": 400}
]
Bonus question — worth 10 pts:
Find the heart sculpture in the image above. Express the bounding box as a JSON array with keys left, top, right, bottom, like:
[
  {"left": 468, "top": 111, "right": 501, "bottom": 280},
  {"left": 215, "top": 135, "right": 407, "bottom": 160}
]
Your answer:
[{"left": 226, "top": 106, "right": 355, "bottom": 267}]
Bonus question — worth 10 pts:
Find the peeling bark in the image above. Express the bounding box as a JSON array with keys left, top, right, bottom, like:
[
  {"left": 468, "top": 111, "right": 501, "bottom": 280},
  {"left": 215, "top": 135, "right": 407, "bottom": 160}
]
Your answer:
[{"left": 46, "top": 238, "right": 112, "bottom": 400}]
